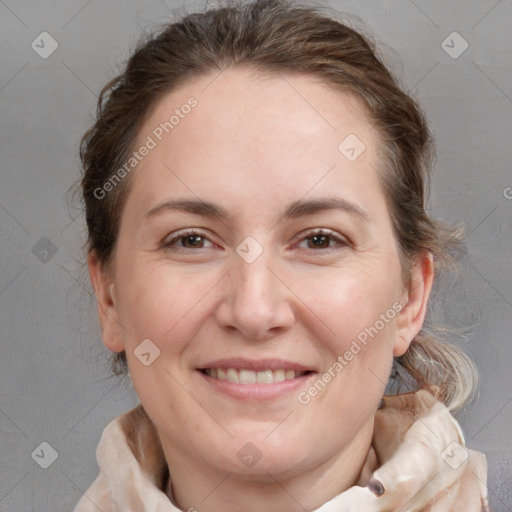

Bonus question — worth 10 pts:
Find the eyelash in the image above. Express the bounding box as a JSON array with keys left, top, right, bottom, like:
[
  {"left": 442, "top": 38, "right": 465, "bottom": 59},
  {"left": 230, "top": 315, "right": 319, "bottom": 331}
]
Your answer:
[
  {"left": 297, "top": 229, "right": 350, "bottom": 251},
  {"left": 161, "top": 228, "right": 350, "bottom": 253},
  {"left": 161, "top": 229, "right": 214, "bottom": 250}
]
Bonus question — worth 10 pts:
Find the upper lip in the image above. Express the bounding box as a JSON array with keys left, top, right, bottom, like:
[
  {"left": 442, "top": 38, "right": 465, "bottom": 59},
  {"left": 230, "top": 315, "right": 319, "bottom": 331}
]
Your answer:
[{"left": 197, "top": 357, "right": 315, "bottom": 372}]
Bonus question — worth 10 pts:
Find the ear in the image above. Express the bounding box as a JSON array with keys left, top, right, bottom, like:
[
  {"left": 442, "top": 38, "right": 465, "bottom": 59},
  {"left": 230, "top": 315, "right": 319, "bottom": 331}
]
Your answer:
[
  {"left": 393, "top": 251, "right": 434, "bottom": 357},
  {"left": 87, "top": 251, "right": 125, "bottom": 353}
]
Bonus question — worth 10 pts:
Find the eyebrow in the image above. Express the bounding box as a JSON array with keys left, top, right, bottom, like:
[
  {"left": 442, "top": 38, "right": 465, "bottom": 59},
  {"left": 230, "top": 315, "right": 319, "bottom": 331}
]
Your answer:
[
  {"left": 144, "top": 198, "right": 228, "bottom": 221},
  {"left": 143, "top": 197, "right": 370, "bottom": 223},
  {"left": 283, "top": 197, "right": 370, "bottom": 222}
]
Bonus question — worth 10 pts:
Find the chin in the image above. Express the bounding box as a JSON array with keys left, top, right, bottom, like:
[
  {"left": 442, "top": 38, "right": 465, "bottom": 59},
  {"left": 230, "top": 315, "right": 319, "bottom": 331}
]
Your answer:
[{"left": 211, "top": 432, "right": 316, "bottom": 481}]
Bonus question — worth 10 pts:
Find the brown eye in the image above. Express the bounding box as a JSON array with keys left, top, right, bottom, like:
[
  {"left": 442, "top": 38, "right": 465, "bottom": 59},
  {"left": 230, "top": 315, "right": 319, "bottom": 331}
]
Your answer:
[
  {"left": 162, "top": 230, "right": 214, "bottom": 250},
  {"left": 181, "top": 234, "right": 205, "bottom": 248},
  {"left": 297, "top": 229, "right": 348, "bottom": 251},
  {"left": 306, "top": 234, "right": 333, "bottom": 249}
]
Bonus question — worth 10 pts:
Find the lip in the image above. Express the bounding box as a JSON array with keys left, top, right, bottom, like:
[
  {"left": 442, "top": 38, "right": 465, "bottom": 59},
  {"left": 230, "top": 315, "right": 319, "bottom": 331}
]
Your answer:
[
  {"left": 196, "top": 358, "right": 316, "bottom": 401},
  {"left": 197, "top": 357, "right": 314, "bottom": 372}
]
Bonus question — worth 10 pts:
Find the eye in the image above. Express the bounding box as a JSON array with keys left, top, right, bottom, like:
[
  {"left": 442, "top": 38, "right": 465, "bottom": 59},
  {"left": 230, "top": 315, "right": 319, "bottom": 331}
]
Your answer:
[
  {"left": 161, "top": 229, "right": 215, "bottom": 250},
  {"left": 296, "top": 229, "right": 349, "bottom": 251}
]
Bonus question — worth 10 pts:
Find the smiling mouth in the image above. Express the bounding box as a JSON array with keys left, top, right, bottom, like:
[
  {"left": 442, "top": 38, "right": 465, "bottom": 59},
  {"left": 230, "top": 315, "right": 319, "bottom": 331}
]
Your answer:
[{"left": 200, "top": 368, "right": 311, "bottom": 384}]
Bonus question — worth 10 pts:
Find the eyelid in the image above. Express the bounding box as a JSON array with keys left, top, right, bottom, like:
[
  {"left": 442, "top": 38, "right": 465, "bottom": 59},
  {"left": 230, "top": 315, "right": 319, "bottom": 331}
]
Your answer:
[
  {"left": 161, "top": 228, "right": 215, "bottom": 249},
  {"left": 293, "top": 228, "right": 350, "bottom": 250},
  {"left": 161, "top": 227, "right": 350, "bottom": 251}
]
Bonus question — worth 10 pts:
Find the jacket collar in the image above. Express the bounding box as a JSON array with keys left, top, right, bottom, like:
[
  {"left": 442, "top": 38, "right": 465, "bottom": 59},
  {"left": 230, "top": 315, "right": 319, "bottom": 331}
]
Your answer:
[{"left": 74, "top": 388, "right": 489, "bottom": 511}]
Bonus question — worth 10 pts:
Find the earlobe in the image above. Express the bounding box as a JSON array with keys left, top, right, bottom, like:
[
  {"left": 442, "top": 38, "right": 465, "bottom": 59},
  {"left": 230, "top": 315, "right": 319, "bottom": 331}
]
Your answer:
[
  {"left": 393, "top": 251, "right": 434, "bottom": 356},
  {"left": 87, "top": 252, "right": 125, "bottom": 353}
]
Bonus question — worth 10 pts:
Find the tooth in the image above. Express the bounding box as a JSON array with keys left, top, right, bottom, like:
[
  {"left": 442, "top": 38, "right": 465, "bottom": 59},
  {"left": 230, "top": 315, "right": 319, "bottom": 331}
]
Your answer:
[
  {"left": 239, "top": 369, "right": 256, "bottom": 384},
  {"left": 257, "top": 370, "right": 274, "bottom": 384},
  {"left": 274, "top": 369, "right": 285, "bottom": 382},
  {"left": 226, "top": 368, "right": 239, "bottom": 383},
  {"left": 209, "top": 368, "right": 306, "bottom": 383}
]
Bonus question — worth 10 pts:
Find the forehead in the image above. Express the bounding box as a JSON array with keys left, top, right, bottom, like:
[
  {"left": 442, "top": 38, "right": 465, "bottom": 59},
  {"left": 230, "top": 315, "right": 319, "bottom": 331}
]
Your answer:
[
  {"left": 128, "top": 67, "right": 385, "bottom": 220},
  {"left": 139, "top": 65, "right": 374, "bottom": 148}
]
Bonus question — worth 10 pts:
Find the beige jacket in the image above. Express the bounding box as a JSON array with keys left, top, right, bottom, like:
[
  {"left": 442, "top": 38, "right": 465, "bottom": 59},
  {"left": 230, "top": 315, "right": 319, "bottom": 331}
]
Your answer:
[{"left": 73, "top": 389, "right": 490, "bottom": 511}]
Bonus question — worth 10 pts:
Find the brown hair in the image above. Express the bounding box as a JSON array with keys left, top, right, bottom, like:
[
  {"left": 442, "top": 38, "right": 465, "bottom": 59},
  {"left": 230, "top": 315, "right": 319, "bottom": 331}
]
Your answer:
[{"left": 80, "top": 0, "right": 477, "bottom": 410}]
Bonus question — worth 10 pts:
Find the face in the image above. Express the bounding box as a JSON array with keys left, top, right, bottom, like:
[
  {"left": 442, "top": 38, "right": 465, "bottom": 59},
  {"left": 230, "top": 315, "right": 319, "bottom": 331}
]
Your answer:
[{"left": 90, "top": 67, "right": 432, "bottom": 482}]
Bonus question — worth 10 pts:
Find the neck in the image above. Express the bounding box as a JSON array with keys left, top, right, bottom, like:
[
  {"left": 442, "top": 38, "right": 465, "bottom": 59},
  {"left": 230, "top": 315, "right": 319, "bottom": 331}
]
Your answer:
[{"left": 162, "top": 416, "right": 375, "bottom": 512}]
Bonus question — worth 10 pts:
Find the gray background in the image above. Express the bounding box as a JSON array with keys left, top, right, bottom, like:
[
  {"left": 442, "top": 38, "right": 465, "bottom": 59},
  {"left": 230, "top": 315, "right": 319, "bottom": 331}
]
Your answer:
[{"left": 1, "top": 0, "right": 511, "bottom": 510}]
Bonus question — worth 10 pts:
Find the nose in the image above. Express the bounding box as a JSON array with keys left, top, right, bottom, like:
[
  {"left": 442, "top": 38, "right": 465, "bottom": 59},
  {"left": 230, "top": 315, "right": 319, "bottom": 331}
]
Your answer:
[{"left": 214, "top": 250, "right": 295, "bottom": 341}]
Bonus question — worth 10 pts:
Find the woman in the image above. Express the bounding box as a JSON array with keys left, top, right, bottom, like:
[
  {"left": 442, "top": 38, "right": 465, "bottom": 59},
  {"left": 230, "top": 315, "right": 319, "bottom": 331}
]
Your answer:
[{"left": 74, "top": 0, "right": 489, "bottom": 510}]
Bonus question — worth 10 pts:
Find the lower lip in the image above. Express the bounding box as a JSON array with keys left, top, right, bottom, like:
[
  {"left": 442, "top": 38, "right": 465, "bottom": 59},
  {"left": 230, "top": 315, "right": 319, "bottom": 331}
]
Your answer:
[{"left": 197, "top": 370, "right": 315, "bottom": 401}]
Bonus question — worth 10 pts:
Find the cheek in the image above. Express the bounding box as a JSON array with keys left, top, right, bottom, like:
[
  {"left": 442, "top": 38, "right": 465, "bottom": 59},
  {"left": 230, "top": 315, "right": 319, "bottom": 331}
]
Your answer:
[
  {"left": 296, "top": 264, "right": 402, "bottom": 353},
  {"left": 292, "top": 264, "right": 401, "bottom": 408},
  {"left": 114, "top": 259, "right": 221, "bottom": 354}
]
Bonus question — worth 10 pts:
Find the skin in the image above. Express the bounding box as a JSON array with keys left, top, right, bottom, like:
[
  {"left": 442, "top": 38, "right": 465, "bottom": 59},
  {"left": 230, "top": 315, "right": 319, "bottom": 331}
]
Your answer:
[{"left": 88, "top": 67, "right": 433, "bottom": 512}]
